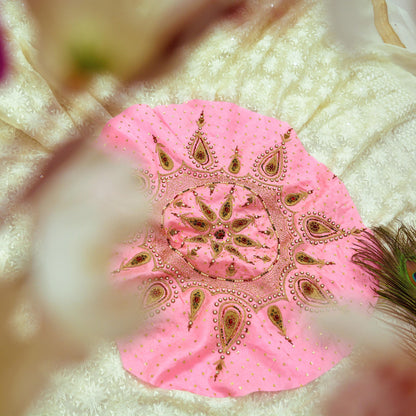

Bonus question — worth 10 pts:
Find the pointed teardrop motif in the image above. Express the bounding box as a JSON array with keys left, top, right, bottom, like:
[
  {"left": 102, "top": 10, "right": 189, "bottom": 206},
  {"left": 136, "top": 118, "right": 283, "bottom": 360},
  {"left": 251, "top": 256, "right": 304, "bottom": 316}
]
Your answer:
[
  {"left": 260, "top": 150, "right": 282, "bottom": 177},
  {"left": 219, "top": 305, "right": 244, "bottom": 348},
  {"left": 188, "top": 289, "right": 205, "bottom": 330},
  {"left": 219, "top": 194, "right": 234, "bottom": 221},
  {"left": 184, "top": 235, "right": 209, "bottom": 244},
  {"left": 124, "top": 251, "right": 151, "bottom": 268},
  {"left": 180, "top": 215, "right": 210, "bottom": 233},
  {"left": 305, "top": 217, "right": 339, "bottom": 239},
  {"left": 284, "top": 191, "right": 309, "bottom": 206},
  {"left": 406, "top": 260, "right": 416, "bottom": 287},
  {"left": 143, "top": 283, "right": 169, "bottom": 308},
  {"left": 228, "top": 148, "right": 241, "bottom": 174},
  {"left": 267, "top": 305, "right": 286, "bottom": 336},
  {"left": 296, "top": 278, "right": 329, "bottom": 305},
  {"left": 295, "top": 251, "right": 334, "bottom": 268},
  {"left": 233, "top": 234, "right": 261, "bottom": 248},
  {"left": 231, "top": 216, "right": 255, "bottom": 233},
  {"left": 225, "top": 245, "right": 253, "bottom": 264},
  {"left": 192, "top": 137, "right": 211, "bottom": 165},
  {"left": 211, "top": 240, "right": 224, "bottom": 258},
  {"left": 156, "top": 144, "right": 174, "bottom": 171},
  {"left": 196, "top": 196, "right": 217, "bottom": 222}
]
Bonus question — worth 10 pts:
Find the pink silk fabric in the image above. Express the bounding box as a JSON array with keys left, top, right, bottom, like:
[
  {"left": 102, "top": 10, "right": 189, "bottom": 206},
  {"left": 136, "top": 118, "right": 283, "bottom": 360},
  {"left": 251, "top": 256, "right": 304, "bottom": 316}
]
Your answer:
[{"left": 98, "top": 100, "right": 375, "bottom": 397}]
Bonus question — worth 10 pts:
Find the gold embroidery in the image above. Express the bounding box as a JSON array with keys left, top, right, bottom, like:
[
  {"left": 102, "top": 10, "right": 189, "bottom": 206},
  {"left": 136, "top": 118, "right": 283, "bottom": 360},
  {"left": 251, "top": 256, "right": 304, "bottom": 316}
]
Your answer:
[
  {"left": 284, "top": 191, "right": 311, "bottom": 206},
  {"left": 254, "top": 255, "right": 271, "bottom": 263},
  {"left": 189, "top": 111, "right": 214, "bottom": 167},
  {"left": 224, "top": 245, "right": 254, "bottom": 264},
  {"left": 226, "top": 262, "right": 236, "bottom": 276},
  {"left": 233, "top": 234, "right": 262, "bottom": 248},
  {"left": 153, "top": 135, "right": 174, "bottom": 171},
  {"left": 195, "top": 195, "right": 217, "bottom": 222},
  {"left": 231, "top": 216, "right": 255, "bottom": 233},
  {"left": 240, "top": 195, "right": 254, "bottom": 208},
  {"left": 173, "top": 199, "right": 191, "bottom": 208},
  {"left": 222, "top": 307, "right": 242, "bottom": 345},
  {"left": 179, "top": 214, "right": 211, "bottom": 233},
  {"left": 214, "top": 358, "right": 225, "bottom": 381},
  {"left": 260, "top": 150, "right": 282, "bottom": 177},
  {"left": 295, "top": 251, "right": 335, "bottom": 268},
  {"left": 228, "top": 146, "right": 241, "bottom": 174},
  {"left": 211, "top": 240, "right": 224, "bottom": 258},
  {"left": 219, "top": 190, "right": 234, "bottom": 221},
  {"left": 163, "top": 182, "right": 279, "bottom": 281},
  {"left": 183, "top": 235, "right": 209, "bottom": 244},
  {"left": 267, "top": 305, "right": 292, "bottom": 344},
  {"left": 307, "top": 219, "right": 335, "bottom": 236},
  {"left": 300, "top": 215, "right": 363, "bottom": 243},
  {"left": 143, "top": 283, "right": 169, "bottom": 308},
  {"left": 296, "top": 278, "right": 329, "bottom": 305},
  {"left": 188, "top": 289, "right": 205, "bottom": 330},
  {"left": 214, "top": 303, "right": 246, "bottom": 380},
  {"left": 113, "top": 251, "right": 151, "bottom": 273},
  {"left": 187, "top": 246, "right": 201, "bottom": 257},
  {"left": 282, "top": 128, "right": 293, "bottom": 143},
  {"left": 197, "top": 111, "right": 205, "bottom": 129},
  {"left": 193, "top": 139, "right": 210, "bottom": 165}
]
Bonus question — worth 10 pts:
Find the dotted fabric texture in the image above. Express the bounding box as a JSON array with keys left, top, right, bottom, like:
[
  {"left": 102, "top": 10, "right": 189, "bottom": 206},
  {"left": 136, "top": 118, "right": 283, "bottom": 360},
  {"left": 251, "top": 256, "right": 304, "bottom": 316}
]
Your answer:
[
  {"left": 0, "top": 0, "right": 415, "bottom": 415},
  {"left": 100, "top": 100, "right": 375, "bottom": 397}
]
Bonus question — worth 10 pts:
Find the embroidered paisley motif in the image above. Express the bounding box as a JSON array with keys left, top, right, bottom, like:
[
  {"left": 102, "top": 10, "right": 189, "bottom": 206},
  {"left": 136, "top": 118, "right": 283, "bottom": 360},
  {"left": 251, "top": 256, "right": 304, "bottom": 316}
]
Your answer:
[
  {"left": 296, "top": 278, "right": 329, "bottom": 305},
  {"left": 180, "top": 215, "right": 211, "bottom": 233},
  {"left": 220, "top": 192, "right": 234, "bottom": 221},
  {"left": 284, "top": 191, "right": 310, "bottom": 206},
  {"left": 224, "top": 245, "right": 253, "bottom": 264},
  {"left": 211, "top": 240, "right": 224, "bottom": 258},
  {"left": 295, "top": 251, "right": 334, "bottom": 268},
  {"left": 233, "top": 234, "right": 262, "bottom": 248},
  {"left": 188, "top": 289, "right": 205, "bottom": 330},
  {"left": 267, "top": 305, "right": 286, "bottom": 336},
  {"left": 219, "top": 304, "right": 244, "bottom": 347},
  {"left": 193, "top": 137, "right": 210, "bottom": 165},
  {"left": 143, "top": 283, "right": 169, "bottom": 308},
  {"left": 184, "top": 235, "right": 209, "bottom": 244},
  {"left": 260, "top": 150, "right": 282, "bottom": 177},
  {"left": 153, "top": 136, "right": 174, "bottom": 171},
  {"left": 228, "top": 147, "right": 241, "bottom": 174},
  {"left": 231, "top": 216, "right": 255, "bottom": 233},
  {"left": 195, "top": 195, "right": 217, "bottom": 222},
  {"left": 115, "top": 251, "right": 152, "bottom": 272}
]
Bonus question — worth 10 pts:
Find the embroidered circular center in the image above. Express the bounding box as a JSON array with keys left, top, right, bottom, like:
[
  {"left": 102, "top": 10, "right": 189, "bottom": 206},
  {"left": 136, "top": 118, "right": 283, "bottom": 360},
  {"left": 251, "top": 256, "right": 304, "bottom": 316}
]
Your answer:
[
  {"left": 214, "top": 229, "right": 226, "bottom": 240},
  {"left": 163, "top": 183, "right": 279, "bottom": 281}
]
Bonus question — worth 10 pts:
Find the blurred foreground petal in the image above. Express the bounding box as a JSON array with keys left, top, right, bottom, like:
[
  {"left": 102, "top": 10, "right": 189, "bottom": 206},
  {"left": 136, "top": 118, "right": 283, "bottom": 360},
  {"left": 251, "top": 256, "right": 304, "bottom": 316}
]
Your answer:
[
  {"left": 324, "top": 354, "right": 416, "bottom": 416},
  {"left": 26, "top": 0, "right": 245, "bottom": 89},
  {"left": 317, "top": 309, "right": 416, "bottom": 416},
  {"left": 32, "top": 148, "right": 150, "bottom": 346},
  {"left": 0, "top": 22, "right": 8, "bottom": 81}
]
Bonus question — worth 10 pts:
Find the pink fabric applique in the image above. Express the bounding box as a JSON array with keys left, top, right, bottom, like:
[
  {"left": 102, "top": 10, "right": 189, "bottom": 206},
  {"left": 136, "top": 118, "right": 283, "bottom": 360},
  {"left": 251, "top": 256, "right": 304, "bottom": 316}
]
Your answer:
[{"left": 98, "top": 100, "right": 376, "bottom": 397}]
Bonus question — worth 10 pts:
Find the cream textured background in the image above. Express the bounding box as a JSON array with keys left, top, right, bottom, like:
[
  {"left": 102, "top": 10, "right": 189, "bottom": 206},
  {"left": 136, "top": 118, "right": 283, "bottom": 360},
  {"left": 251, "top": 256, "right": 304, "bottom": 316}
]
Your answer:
[{"left": 0, "top": 0, "right": 415, "bottom": 415}]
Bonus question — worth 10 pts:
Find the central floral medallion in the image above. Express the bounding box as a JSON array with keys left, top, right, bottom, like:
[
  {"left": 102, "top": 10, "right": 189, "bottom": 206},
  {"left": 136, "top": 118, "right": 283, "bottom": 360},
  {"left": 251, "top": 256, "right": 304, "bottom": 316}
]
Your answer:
[{"left": 163, "top": 183, "right": 279, "bottom": 281}]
